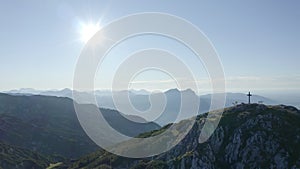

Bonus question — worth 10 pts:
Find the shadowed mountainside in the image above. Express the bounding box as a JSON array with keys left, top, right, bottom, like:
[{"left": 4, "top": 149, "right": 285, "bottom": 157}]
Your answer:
[{"left": 0, "top": 93, "right": 160, "bottom": 159}]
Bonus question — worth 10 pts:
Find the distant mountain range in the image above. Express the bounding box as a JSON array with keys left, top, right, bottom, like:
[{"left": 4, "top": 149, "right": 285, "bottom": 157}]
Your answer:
[
  {"left": 0, "top": 92, "right": 299, "bottom": 168},
  {"left": 4, "top": 88, "right": 278, "bottom": 126}
]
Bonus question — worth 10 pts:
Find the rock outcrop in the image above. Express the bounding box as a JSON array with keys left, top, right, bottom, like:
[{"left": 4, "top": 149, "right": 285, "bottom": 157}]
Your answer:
[{"left": 69, "top": 104, "right": 300, "bottom": 169}]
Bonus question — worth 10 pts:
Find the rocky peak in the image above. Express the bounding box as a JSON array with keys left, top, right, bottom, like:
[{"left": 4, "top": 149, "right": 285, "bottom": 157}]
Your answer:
[{"left": 69, "top": 104, "right": 300, "bottom": 169}]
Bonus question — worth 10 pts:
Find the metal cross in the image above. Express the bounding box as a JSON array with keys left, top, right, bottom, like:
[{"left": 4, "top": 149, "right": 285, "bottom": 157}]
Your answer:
[{"left": 247, "top": 91, "right": 252, "bottom": 104}]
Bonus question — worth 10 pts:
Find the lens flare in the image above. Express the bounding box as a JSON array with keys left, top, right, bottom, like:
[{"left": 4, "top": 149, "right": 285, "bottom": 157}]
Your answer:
[{"left": 80, "top": 22, "right": 101, "bottom": 43}]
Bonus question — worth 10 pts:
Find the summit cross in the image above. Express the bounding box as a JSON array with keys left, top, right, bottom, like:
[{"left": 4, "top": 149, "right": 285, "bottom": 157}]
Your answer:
[{"left": 247, "top": 91, "right": 252, "bottom": 104}]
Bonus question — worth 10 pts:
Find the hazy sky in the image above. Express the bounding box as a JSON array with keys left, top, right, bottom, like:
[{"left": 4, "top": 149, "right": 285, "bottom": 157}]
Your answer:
[{"left": 0, "top": 0, "right": 299, "bottom": 93}]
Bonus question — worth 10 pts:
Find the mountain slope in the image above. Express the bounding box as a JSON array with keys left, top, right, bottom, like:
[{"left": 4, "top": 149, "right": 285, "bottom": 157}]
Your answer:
[
  {"left": 68, "top": 104, "right": 300, "bottom": 169},
  {"left": 0, "top": 93, "right": 160, "bottom": 158},
  {"left": 0, "top": 141, "right": 51, "bottom": 169},
  {"left": 0, "top": 93, "right": 98, "bottom": 158}
]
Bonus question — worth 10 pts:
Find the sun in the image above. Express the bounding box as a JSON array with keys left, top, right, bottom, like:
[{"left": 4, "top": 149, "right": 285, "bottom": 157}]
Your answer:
[{"left": 79, "top": 22, "right": 101, "bottom": 43}]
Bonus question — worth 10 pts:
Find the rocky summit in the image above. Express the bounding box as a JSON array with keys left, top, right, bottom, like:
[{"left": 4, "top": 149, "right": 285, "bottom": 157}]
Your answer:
[{"left": 68, "top": 104, "right": 300, "bottom": 169}]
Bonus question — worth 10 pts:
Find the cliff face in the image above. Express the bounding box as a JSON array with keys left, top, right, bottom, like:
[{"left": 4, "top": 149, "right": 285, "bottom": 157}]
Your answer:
[
  {"left": 69, "top": 104, "right": 300, "bottom": 169},
  {"left": 166, "top": 104, "right": 300, "bottom": 169}
]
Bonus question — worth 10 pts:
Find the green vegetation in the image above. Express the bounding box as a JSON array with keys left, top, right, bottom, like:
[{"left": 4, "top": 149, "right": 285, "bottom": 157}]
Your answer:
[
  {"left": 0, "top": 141, "right": 50, "bottom": 169},
  {"left": 137, "top": 123, "right": 172, "bottom": 138}
]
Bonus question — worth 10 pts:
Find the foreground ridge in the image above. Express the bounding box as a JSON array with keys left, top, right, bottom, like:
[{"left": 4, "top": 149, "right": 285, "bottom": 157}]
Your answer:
[{"left": 68, "top": 104, "right": 300, "bottom": 169}]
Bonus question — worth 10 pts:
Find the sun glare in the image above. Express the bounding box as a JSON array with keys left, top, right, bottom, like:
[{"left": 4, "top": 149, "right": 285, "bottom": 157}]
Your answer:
[{"left": 80, "top": 22, "right": 101, "bottom": 43}]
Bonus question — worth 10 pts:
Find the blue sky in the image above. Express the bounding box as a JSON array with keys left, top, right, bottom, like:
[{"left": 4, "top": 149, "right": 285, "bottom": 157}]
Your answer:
[{"left": 0, "top": 0, "right": 299, "bottom": 93}]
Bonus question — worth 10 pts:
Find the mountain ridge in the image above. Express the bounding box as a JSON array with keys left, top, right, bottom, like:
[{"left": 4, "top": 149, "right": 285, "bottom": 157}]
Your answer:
[
  {"left": 4, "top": 88, "right": 278, "bottom": 126},
  {"left": 67, "top": 104, "right": 300, "bottom": 169}
]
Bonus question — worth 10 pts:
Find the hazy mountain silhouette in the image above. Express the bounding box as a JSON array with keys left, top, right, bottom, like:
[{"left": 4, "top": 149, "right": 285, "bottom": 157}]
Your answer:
[{"left": 4, "top": 88, "right": 278, "bottom": 126}]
